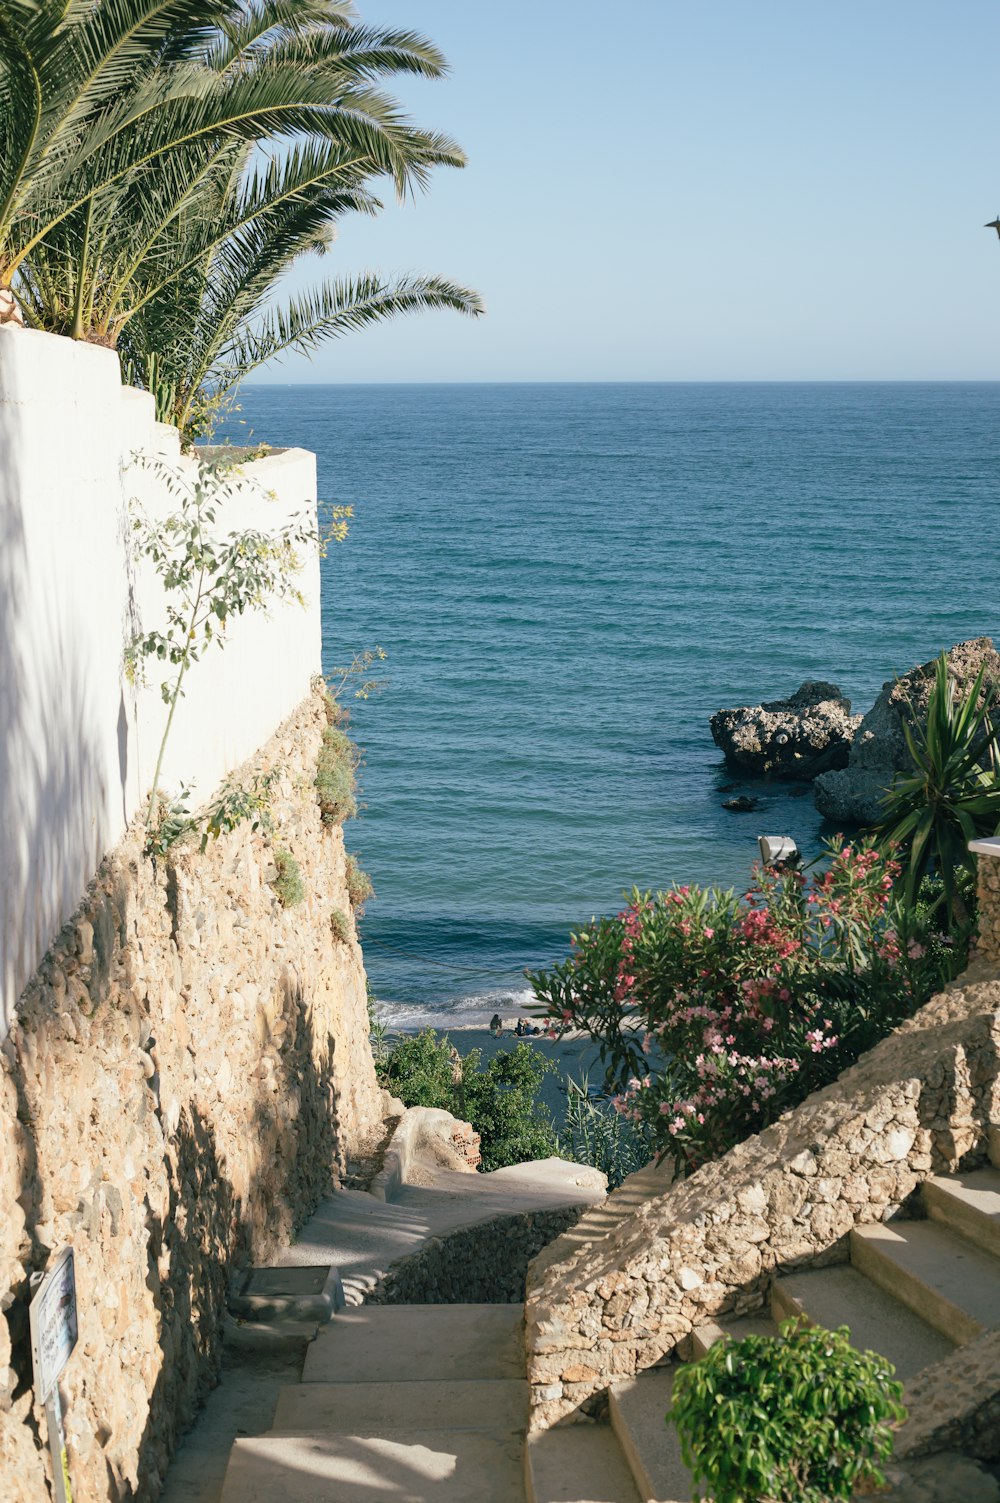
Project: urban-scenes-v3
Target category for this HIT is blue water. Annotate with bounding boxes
[220,383,1000,1028]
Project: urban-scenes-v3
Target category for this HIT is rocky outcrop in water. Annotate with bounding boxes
[813,637,1000,826]
[710,681,861,780]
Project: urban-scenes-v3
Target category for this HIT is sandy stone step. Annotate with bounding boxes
[220,1428,526,1503]
[689,1310,778,1359]
[770,1262,954,1380]
[271,1377,528,1434]
[609,1369,692,1502]
[923,1169,1000,1261]
[303,1303,524,1384]
[525,1426,642,1503]
[850,1220,1000,1347]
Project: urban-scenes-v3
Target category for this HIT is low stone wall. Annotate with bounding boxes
[0,693,384,1502]
[976,854,1000,964]
[894,1328,1000,1464]
[366,1206,587,1306]
[525,978,1000,1429]
[369,1106,481,1202]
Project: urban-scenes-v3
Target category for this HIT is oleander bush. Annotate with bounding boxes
[528,838,962,1175]
[668,1318,906,1503]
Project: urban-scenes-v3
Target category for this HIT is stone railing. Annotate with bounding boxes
[972,838,1000,964]
[524,977,1000,1429]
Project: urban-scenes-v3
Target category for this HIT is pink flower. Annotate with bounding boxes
[703,927,715,940]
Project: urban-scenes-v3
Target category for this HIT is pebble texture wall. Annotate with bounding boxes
[525,978,1000,1428]
[0,694,383,1501]
[976,855,1000,964]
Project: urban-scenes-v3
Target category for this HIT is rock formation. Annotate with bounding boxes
[710,681,861,780]
[814,637,1000,826]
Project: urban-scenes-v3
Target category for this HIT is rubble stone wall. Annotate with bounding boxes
[976,856,1000,964]
[0,693,383,1501]
[525,979,1000,1429]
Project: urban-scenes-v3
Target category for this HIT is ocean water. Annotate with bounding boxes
[220,383,1000,1030]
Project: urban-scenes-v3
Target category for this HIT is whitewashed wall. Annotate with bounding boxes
[0,325,321,1036]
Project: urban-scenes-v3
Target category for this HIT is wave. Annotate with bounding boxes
[373,986,540,1033]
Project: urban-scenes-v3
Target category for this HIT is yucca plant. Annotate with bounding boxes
[875,653,1000,926]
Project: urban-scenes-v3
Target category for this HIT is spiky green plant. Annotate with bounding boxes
[5,0,480,388]
[875,653,1000,925]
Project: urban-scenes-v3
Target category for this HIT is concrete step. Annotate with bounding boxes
[689,1310,777,1359]
[923,1169,1000,1261]
[272,1377,528,1434]
[525,1426,642,1503]
[221,1428,526,1503]
[303,1303,524,1384]
[850,1219,1000,1346]
[609,1369,691,1503]
[770,1262,954,1380]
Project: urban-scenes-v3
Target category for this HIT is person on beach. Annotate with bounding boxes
[489,1013,503,1037]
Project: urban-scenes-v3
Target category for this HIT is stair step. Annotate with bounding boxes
[690,1311,777,1358]
[303,1303,524,1384]
[770,1262,954,1379]
[221,1429,526,1502]
[850,1219,1000,1346]
[609,1369,690,1502]
[923,1169,1000,1260]
[526,1426,642,1503]
[272,1377,528,1434]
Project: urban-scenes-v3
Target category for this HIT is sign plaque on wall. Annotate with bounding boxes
[29,1247,78,1503]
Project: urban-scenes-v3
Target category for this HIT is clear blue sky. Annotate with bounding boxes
[262,1,1000,383]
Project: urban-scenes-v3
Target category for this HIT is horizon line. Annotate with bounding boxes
[243,377,1000,388]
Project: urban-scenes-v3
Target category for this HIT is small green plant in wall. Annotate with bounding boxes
[330,908,351,943]
[345,853,374,913]
[668,1317,905,1503]
[201,770,278,851]
[126,457,322,835]
[271,848,305,908]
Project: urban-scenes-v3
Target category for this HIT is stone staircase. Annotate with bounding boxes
[527,1166,1000,1502]
[210,1167,1000,1502]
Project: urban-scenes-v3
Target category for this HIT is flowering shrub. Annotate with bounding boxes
[527,840,959,1175]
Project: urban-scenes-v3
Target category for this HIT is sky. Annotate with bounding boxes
[260,1,1000,383]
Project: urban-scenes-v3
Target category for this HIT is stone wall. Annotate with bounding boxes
[976,853,1000,964]
[524,978,1000,1429]
[366,1207,586,1307]
[0,693,383,1501]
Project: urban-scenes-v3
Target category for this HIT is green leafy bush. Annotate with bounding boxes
[316,726,359,824]
[345,853,375,913]
[875,652,1000,928]
[376,1030,559,1171]
[271,848,305,909]
[201,771,277,851]
[330,908,351,944]
[668,1318,906,1503]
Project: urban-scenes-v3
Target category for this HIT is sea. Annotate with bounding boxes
[219,382,1000,1033]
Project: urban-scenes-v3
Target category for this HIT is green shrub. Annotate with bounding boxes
[201,770,277,851]
[330,908,351,944]
[271,848,305,908]
[668,1318,906,1503]
[345,853,375,912]
[376,1030,559,1171]
[316,725,359,824]
[558,1074,657,1189]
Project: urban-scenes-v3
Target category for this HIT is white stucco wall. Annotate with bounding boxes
[0,325,321,1036]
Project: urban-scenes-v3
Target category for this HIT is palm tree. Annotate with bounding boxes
[114,139,482,437]
[1,0,464,323]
